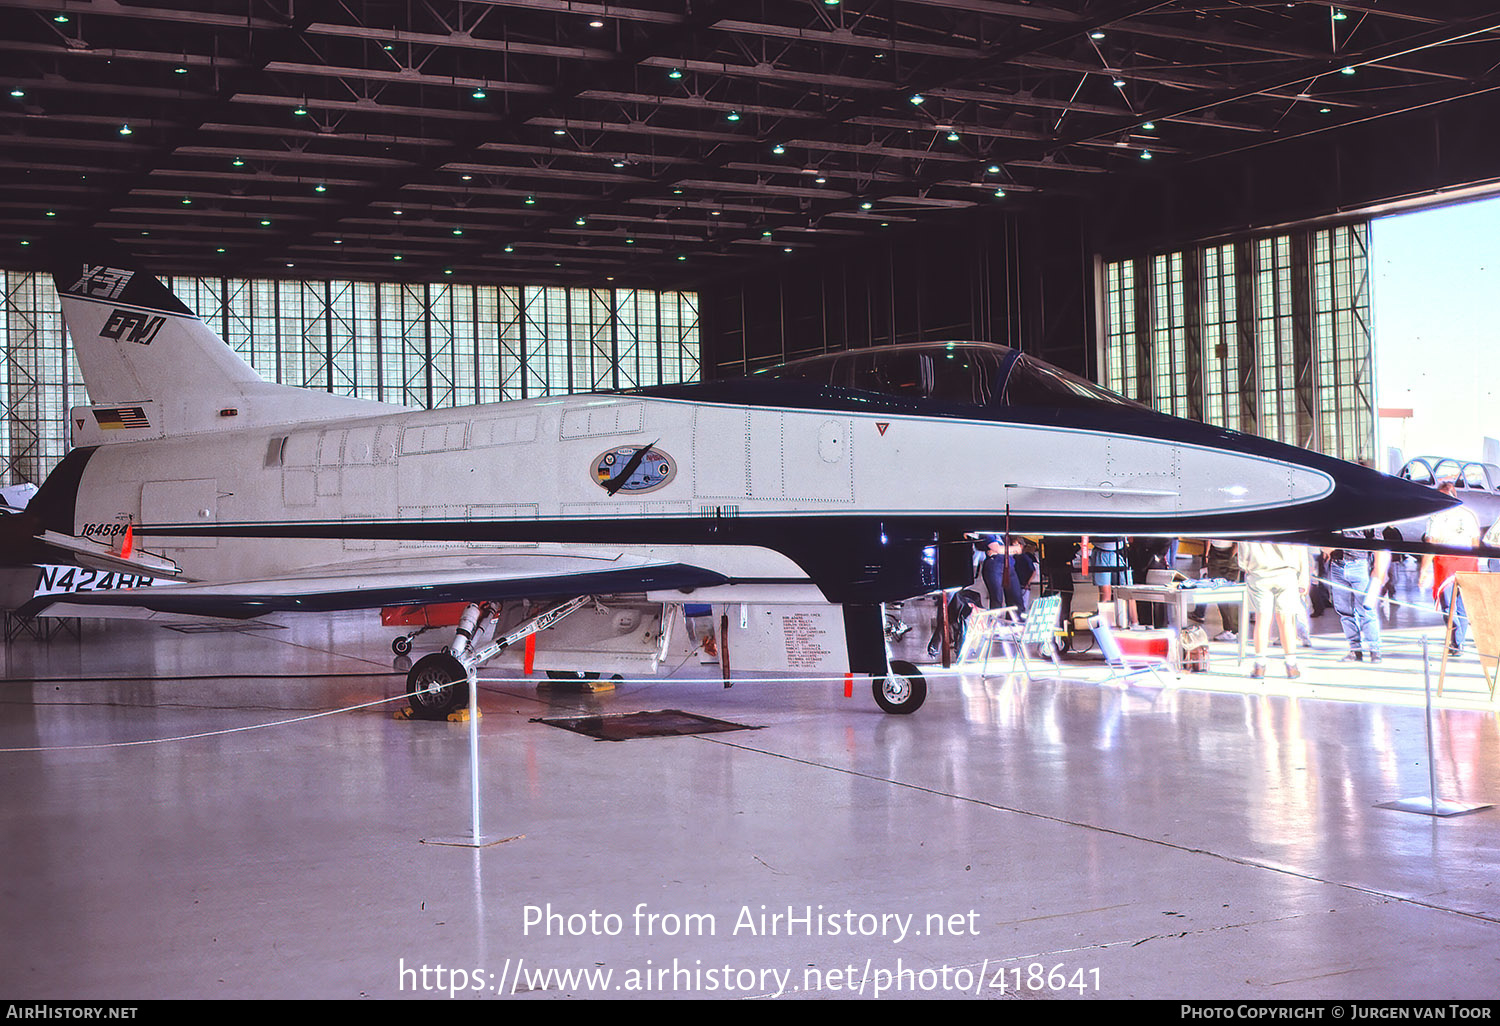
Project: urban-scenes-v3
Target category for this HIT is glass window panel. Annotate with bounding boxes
[2,267,699,483]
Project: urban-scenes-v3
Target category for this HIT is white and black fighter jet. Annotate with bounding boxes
[4,239,1453,714]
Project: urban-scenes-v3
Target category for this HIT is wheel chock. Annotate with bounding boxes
[392,706,481,722]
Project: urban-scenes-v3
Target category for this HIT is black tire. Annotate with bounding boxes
[391,635,413,656]
[406,652,470,718]
[872,660,926,714]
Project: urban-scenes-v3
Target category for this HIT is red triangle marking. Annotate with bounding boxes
[876,422,889,436]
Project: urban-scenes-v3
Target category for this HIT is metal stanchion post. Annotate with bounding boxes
[1377,637,1491,818]
[426,669,524,848]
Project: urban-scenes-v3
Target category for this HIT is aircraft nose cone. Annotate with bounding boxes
[1334,462,1458,531]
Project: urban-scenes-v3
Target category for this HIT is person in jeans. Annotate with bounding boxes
[1420,481,1480,656]
[1323,530,1390,663]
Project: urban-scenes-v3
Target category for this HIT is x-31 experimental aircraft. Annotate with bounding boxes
[8,240,1452,715]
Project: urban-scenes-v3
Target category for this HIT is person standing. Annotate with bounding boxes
[1084,536,1128,604]
[1238,541,1310,679]
[1322,530,1390,663]
[1420,481,1480,656]
[1197,540,1242,641]
[980,536,1027,612]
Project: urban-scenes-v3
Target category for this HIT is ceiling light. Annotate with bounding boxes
[986,164,1000,173]
[292,104,308,116]
[1341,66,1356,75]
[260,219,272,226]
[174,66,188,75]
[814,176,826,184]
[53,14,68,23]
[772,143,785,155]
[44,210,56,217]
[472,88,487,99]
[575,217,587,226]
[947,130,960,142]
[393,209,403,216]
[589,19,604,28]
[524,195,536,205]
[1142,121,1156,130]
[118,124,131,135]
[216,247,225,253]
[451,228,463,235]
[180,196,191,205]
[676,254,686,261]
[553,127,567,135]
[1089,30,1106,40]
[1140,150,1153,160]
[9,89,23,98]
[393,254,403,261]
[314,182,326,192]
[668,69,683,80]
[1112,78,1126,88]
[860,201,873,210]
[993,188,1006,198]
[504,244,515,252]
[908,94,924,105]
[461,173,472,180]
[726,111,740,122]
[232,156,245,166]
[1332,9,1348,20]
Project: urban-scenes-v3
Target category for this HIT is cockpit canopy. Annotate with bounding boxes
[752,341,1143,412]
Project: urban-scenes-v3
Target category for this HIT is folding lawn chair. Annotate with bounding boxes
[1089,615,1174,687]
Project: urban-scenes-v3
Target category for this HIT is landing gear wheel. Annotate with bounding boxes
[406,651,470,718]
[872,660,926,714]
[391,635,413,656]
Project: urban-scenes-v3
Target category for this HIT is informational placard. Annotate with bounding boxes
[1445,573,1500,699]
[714,604,851,675]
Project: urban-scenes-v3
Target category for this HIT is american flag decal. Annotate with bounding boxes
[93,406,150,430]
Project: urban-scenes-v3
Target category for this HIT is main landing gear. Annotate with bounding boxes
[403,596,591,718]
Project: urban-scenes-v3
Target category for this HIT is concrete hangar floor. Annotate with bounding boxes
[1,575,1498,1002]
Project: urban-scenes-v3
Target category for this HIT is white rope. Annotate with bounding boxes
[0,691,412,754]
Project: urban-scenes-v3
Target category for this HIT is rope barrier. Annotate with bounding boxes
[6,575,1493,756]
[1311,570,1494,663]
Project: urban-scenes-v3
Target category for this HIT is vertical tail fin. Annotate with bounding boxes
[50,237,400,441]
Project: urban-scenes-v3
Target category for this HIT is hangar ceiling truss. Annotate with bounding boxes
[0,1,1496,287]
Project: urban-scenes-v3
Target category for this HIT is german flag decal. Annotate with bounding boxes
[93,406,150,430]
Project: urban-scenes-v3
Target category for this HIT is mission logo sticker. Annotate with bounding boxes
[593,443,676,495]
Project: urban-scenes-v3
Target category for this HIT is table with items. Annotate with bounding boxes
[1113,579,1249,667]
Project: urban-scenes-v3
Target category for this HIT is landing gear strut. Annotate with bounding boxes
[404,596,592,718]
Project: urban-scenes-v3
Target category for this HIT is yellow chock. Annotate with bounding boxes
[392,707,480,722]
